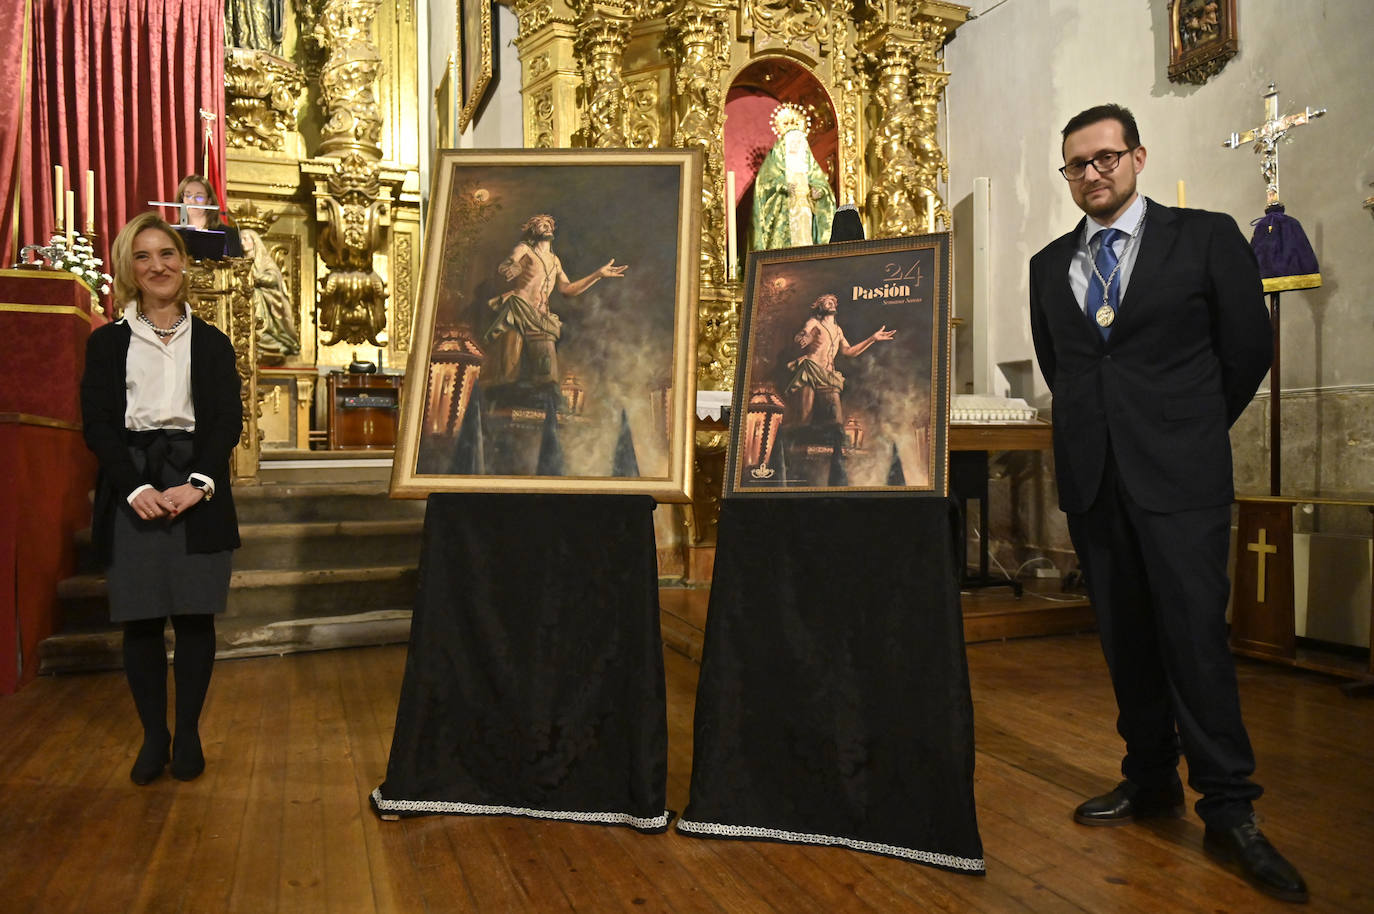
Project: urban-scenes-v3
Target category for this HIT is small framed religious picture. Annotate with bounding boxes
[457,0,496,133]
[434,55,458,147]
[1167,0,1237,85]
[724,232,952,498]
[391,148,702,502]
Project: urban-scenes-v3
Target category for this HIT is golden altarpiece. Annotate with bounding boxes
[218,0,424,470]
[214,0,967,567]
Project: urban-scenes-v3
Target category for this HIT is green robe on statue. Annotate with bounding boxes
[752,131,836,250]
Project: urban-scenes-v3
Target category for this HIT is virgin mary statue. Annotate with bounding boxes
[751,103,836,250]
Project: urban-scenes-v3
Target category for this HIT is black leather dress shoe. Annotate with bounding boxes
[1073,780,1185,826]
[1204,817,1309,903]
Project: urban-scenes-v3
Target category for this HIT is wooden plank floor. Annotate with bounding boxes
[2,635,1371,913]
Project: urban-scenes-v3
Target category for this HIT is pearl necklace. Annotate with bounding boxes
[137,310,187,338]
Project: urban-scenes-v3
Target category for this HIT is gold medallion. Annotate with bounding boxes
[1095,305,1115,328]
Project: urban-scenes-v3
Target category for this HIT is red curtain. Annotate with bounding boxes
[5,0,225,299]
[0,1,33,264]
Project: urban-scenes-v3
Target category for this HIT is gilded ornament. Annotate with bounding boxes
[626,75,662,148]
[315,0,384,158]
[314,151,394,346]
[574,15,632,147]
[393,234,414,352]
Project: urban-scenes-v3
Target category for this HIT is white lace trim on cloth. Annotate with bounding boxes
[370,789,669,831]
[675,818,986,872]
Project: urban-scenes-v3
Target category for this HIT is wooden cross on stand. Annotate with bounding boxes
[1223,83,1326,206]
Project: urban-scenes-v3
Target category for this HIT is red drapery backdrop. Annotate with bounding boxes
[2,0,225,305]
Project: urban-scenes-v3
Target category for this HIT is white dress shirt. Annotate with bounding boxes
[123,305,215,502]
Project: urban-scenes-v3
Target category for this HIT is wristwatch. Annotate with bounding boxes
[189,477,214,502]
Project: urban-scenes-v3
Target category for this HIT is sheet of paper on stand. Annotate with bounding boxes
[950,394,1037,423]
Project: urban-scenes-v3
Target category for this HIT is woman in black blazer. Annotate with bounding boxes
[81,213,242,785]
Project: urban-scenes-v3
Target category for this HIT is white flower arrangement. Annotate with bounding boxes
[43,232,113,296]
[15,231,113,298]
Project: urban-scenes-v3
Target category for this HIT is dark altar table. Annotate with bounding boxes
[371,493,670,831]
[677,497,985,873]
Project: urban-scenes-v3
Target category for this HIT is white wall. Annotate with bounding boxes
[945,0,1374,402]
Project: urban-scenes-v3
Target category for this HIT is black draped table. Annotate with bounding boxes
[677,497,985,874]
[370,494,670,832]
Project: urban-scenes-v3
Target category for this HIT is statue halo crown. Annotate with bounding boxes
[770,102,813,139]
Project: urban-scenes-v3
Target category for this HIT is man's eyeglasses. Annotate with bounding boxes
[1059,148,1136,182]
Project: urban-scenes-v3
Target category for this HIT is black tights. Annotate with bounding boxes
[122,614,216,753]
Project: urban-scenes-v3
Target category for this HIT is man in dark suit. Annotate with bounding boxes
[1028,104,1307,903]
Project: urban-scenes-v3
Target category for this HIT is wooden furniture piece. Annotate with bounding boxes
[1233,495,1374,693]
[949,421,1054,594]
[0,269,96,694]
[327,372,402,450]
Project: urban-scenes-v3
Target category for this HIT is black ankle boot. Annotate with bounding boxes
[170,731,205,781]
[131,733,170,785]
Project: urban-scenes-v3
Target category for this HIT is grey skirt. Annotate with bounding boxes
[106,442,232,623]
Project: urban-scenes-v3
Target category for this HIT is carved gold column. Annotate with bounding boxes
[306,0,398,351]
[315,0,384,158]
[859,1,965,238]
[665,3,735,389]
[186,260,262,481]
[513,0,582,148]
[572,5,633,147]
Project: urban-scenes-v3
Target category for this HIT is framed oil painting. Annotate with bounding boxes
[1167,0,1237,85]
[391,148,701,501]
[724,233,951,497]
[457,0,495,133]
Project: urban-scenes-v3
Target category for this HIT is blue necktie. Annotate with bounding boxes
[1086,228,1123,340]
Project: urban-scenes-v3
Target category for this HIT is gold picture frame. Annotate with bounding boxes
[457,0,495,133]
[1168,0,1237,85]
[435,54,458,147]
[391,148,702,501]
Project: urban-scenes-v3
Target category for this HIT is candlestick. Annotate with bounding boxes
[54,165,64,230]
[86,170,95,232]
[66,190,75,246]
[1177,179,1186,208]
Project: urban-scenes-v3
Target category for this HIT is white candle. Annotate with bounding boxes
[725,170,737,281]
[66,190,74,246]
[926,194,936,233]
[86,170,95,232]
[1177,179,1186,208]
[54,165,64,229]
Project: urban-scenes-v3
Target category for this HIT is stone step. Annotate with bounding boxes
[55,564,419,632]
[231,481,427,525]
[38,609,414,675]
[72,518,426,575]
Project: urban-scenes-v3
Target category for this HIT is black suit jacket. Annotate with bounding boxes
[81,314,243,563]
[1028,200,1272,515]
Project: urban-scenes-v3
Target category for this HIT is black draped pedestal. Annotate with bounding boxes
[370,494,670,832]
[677,498,985,873]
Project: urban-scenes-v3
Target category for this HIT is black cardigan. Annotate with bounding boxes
[81,315,243,563]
